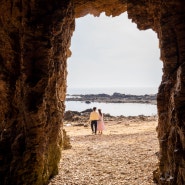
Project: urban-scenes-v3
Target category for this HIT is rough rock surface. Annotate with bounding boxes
[0,1,74,185]
[0,0,185,185]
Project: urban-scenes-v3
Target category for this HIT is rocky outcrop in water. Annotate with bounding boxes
[67,93,157,104]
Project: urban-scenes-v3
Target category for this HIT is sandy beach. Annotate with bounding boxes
[49,116,159,185]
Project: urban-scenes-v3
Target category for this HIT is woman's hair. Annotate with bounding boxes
[98,109,102,116]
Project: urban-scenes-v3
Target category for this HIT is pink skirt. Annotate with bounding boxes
[97,120,105,131]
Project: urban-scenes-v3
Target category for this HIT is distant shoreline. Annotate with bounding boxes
[66,92,157,105]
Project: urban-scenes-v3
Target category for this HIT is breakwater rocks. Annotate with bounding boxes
[66,92,157,104]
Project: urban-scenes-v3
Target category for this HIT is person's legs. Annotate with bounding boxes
[94,121,97,134]
[91,121,98,134]
[91,121,94,133]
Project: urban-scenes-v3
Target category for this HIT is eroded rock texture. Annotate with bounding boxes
[74,1,185,184]
[0,0,74,184]
[0,0,185,185]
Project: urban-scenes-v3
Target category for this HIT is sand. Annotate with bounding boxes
[49,118,159,185]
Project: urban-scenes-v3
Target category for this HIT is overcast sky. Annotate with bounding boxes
[67,12,163,89]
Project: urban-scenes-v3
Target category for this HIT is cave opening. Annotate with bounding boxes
[66,12,162,116]
[58,12,163,184]
[0,1,184,184]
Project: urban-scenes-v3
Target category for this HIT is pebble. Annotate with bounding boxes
[49,120,159,185]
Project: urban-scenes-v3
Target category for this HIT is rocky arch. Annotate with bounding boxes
[0,0,184,185]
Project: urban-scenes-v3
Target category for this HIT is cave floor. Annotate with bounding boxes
[49,119,158,185]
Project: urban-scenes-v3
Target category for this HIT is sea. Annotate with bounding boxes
[65,87,159,117]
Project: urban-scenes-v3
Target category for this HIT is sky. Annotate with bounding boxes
[67,12,163,89]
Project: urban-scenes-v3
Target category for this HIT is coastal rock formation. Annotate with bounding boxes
[0,1,74,185]
[66,92,157,104]
[0,0,184,185]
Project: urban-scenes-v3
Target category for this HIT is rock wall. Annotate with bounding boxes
[0,0,185,185]
[128,1,185,184]
[155,3,185,185]
[0,0,74,184]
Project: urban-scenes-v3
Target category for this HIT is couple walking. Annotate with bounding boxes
[89,107,105,135]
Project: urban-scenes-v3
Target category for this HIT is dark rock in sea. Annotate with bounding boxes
[66,92,157,104]
[81,109,92,113]
[112,92,125,98]
[64,111,81,121]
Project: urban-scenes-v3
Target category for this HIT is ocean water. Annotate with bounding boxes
[65,101,157,116]
[65,87,158,116]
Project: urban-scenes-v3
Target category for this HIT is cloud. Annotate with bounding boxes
[67,12,163,88]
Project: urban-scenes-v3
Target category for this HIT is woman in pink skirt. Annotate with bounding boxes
[97,109,105,134]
